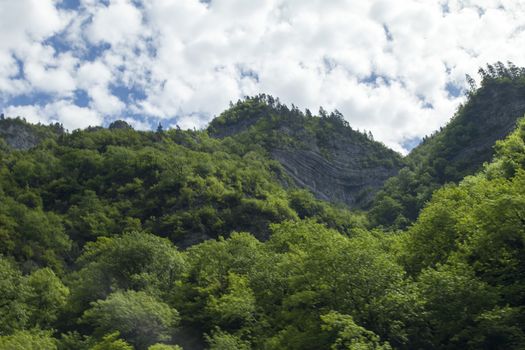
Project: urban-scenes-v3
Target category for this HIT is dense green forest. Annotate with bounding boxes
[0,64,524,349]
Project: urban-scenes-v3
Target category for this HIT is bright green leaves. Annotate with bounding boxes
[174,221,403,350]
[415,263,499,347]
[396,118,525,349]
[69,232,186,312]
[90,332,134,350]
[0,195,70,270]
[82,290,179,350]
[0,330,57,350]
[0,257,29,335]
[0,258,69,334]
[206,330,251,350]
[205,273,256,330]
[23,268,69,328]
[321,311,392,350]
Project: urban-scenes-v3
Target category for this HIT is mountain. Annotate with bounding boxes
[0,114,367,254]
[1,63,524,350]
[369,63,525,228]
[208,95,404,208]
[0,111,523,350]
[0,117,64,150]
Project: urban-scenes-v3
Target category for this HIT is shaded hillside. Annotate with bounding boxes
[209,95,404,208]
[369,62,525,228]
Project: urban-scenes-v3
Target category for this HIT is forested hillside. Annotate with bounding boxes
[369,62,525,228]
[0,65,524,349]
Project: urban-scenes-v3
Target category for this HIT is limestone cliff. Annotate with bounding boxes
[208,96,404,208]
[0,117,63,150]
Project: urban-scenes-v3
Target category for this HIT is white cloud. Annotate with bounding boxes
[47,101,102,130]
[3,105,44,125]
[121,117,151,130]
[77,60,113,88]
[85,0,143,46]
[5,101,102,130]
[0,0,73,98]
[1,0,525,153]
[88,86,125,115]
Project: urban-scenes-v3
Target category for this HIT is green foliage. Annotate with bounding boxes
[0,195,70,270]
[69,231,186,313]
[147,344,182,350]
[82,291,179,349]
[90,332,133,350]
[395,117,525,349]
[288,189,367,234]
[0,329,57,350]
[369,65,525,229]
[413,263,500,348]
[57,332,91,350]
[205,273,256,329]
[24,268,69,328]
[321,311,392,350]
[173,221,402,350]
[0,257,68,334]
[206,330,251,350]
[1,88,525,349]
[0,257,30,334]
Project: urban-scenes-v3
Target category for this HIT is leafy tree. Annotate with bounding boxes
[69,231,186,312]
[0,330,57,350]
[321,311,392,350]
[23,268,69,328]
[206,330,251,350]
[0,257,30,334]
[0,258,68,334]
[90,332,133,350]
[82,291,179,350]
[205,273,256,330]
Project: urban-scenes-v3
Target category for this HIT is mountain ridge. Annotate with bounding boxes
[1,63,525,350]
[208,95,404,207]
[370,65,525,228]
[2,63,524,220]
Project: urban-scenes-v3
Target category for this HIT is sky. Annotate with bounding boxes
[1,0,525,153]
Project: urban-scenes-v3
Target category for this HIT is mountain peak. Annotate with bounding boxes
[208,95,404,207]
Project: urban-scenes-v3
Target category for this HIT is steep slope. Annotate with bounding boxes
[408,78,525,181]
[369,64,525,228]
[0,117,64,150]
[208,95,404,208]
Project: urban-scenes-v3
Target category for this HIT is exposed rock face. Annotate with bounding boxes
[0,118,64,150]
[271,143,401,208]
[0,119,43,150]
[209,100,404,208]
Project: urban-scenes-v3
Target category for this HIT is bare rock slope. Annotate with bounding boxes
[208,97,404,208]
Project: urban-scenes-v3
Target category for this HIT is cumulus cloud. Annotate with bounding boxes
[5,101,102,130]
[85,0,144,46]
[1,0,525,152]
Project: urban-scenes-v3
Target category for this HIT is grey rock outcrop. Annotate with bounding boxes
[209,101,403,208]
[0,120,43,150]
[0,118,64,150]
